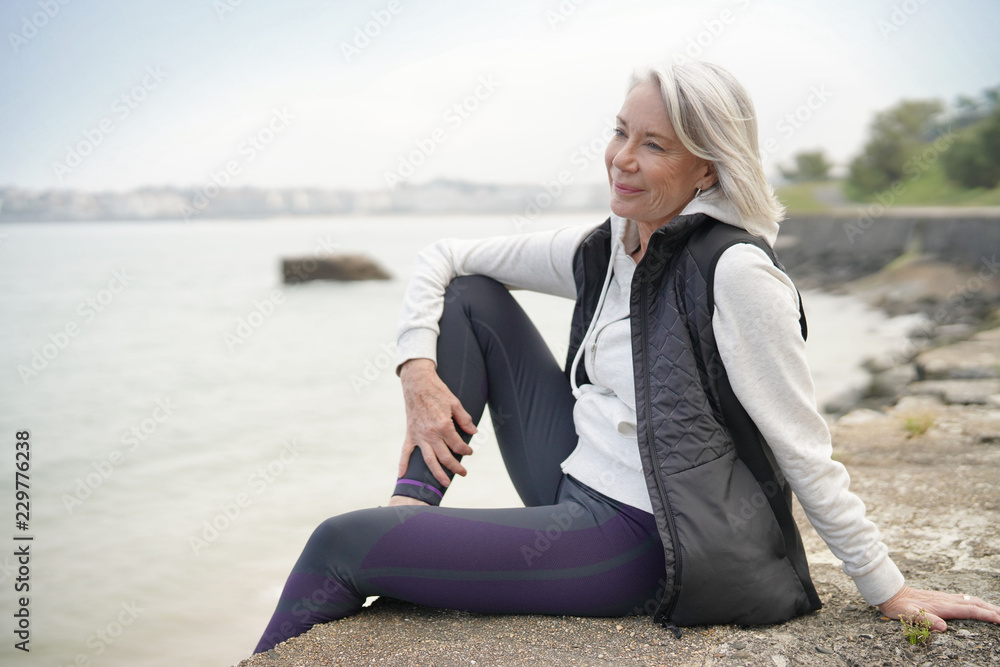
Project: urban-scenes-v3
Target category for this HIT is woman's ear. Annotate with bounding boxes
[700,161,718,190]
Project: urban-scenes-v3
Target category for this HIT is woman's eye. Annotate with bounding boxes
[647,142,663,151]
[613,127,626,137]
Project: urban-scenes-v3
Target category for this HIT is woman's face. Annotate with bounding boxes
[605,80,716,229]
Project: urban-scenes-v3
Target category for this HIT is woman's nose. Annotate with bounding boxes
[612,141,637,172]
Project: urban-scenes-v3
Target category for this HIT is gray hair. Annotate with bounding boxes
[630,62,785,237]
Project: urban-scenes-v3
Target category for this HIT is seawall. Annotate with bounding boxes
[776,209,1000,287]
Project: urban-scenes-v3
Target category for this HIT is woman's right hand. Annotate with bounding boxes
[398,358,477,488]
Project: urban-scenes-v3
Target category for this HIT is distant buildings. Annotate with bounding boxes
[0,180,608,222]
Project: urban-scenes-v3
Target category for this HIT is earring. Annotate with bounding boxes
[695,187,702,198]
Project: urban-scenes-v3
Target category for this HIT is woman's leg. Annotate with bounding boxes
[392,275,578,507]
[253,276,657,654]
[254,477,664,653]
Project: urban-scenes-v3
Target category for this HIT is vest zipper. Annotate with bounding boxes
[590,316,628,367]
[638,283,682,623]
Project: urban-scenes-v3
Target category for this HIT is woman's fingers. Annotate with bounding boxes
[880,587,1000,631]
[955,596,1000,624]
[398,360,479,487]
[923,611,947,633]
[421,439,462,486]
[397,441,413,478]
[444,415,474,457]
[453,401,479,439]
[402,421,467,487]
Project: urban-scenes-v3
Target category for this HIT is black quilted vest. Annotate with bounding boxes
[566,213,822,628]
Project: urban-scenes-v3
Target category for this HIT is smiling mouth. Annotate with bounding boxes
[613,182,643,194]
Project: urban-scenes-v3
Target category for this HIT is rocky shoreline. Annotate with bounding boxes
[818,251,1000,417]
[235,234,1000,666]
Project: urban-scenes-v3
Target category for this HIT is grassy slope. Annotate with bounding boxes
[774,180,834,213]
[777,167,1000,213]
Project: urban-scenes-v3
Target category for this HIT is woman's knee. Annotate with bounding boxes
[443,275,510,310]
[302,505,414,567]
[300,510,378,566]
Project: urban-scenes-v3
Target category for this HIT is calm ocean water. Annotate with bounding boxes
[0,214,910,666]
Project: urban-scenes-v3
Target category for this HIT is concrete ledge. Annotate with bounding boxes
[777,213,1000,286]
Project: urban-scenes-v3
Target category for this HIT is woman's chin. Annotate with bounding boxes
[609,198,633,219]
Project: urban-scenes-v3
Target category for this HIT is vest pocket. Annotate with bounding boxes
[665,452,811,625]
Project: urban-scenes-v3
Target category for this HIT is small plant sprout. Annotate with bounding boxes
[903,414,935,437]
[900,609,934,645]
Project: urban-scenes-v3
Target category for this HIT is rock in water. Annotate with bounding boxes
[282,255,391,283]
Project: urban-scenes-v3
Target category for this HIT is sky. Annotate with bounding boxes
[0,0,998,193]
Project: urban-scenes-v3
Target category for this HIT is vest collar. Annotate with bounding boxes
[612,191,778,249]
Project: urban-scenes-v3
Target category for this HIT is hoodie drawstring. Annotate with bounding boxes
[569,240,618,399]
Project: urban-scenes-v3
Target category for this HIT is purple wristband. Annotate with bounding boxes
[395,478,444,498]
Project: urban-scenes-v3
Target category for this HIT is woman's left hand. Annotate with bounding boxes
[877,585,1000,631]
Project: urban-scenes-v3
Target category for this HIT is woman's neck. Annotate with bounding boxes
[629,219,662,264]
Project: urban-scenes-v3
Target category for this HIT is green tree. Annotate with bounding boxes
[847,99,944,196]
[779,150,832,182]
[941,106,1000,189]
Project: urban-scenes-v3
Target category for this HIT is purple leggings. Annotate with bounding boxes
[254,276,664,654]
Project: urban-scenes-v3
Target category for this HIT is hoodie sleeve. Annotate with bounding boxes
[712,242,905,606]
[395,221,601,374]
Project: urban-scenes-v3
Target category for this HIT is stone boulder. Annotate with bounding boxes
[916,327,1000,379]
[282,254,391,283]
[907,379,1000,405]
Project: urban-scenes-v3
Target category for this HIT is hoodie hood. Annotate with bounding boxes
[679,189,779,247]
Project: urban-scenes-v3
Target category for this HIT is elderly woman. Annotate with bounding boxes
[253,62,999,654]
